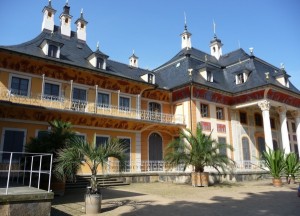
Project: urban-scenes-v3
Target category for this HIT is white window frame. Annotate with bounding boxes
[97,91,111,108]
[43,80,62,100]
[117,136,131,162]
[9,74,32,97]
[119,95,131,112]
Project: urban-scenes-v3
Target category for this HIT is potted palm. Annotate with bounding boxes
[261,148,285,187]
[164,125,234,187]
[54,136,126,214]
[26,120,76,196]
[284,152,300,184]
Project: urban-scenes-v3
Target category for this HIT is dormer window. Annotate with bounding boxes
[141,73,155,84]
[96,57,104,69]
[48,44,58,58]
[40,39,63,59]
[236,71,250,85]
[148,74,154,84]
[199,68,213,82]
[207,71,213,82]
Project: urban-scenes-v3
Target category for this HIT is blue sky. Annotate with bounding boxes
[1,0,299,88]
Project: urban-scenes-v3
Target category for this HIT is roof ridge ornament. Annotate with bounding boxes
[184,12,187,30]
[213,19,216,38]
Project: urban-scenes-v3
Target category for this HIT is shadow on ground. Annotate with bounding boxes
[118,190,299,216]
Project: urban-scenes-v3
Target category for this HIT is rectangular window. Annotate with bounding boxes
[216,107,224,120]
[240,112,247,124]
[11,76,29,96]
[75,134,85,141]
[255,113,263,127]
[200,104,209,118]
[119,96,130,111]
[37,130,49,139]
[119,138,130,161]
[2,129,25,161]
[236,73,245,84]
[218,137,227,156]
[72,88,87,111]
[95,136,109,148]
[292,122,296,133]
[44,82,60,100]
[73,88,87,101]
[98,92,110,108]
[207,71,213,82]
[270,118,276,129]
[48,44,58,58]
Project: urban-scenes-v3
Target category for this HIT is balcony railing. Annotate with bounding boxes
[0,88,184,124]
[102,160,266,174]
[0,151,53,195]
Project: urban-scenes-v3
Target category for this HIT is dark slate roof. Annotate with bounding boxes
[154,47,300,94]
[1,26,299,94]
[0,26,151,83]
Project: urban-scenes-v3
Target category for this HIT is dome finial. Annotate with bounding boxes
[184,12,187,30]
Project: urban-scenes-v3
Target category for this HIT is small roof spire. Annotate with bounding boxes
[184,12,187,30]
[96,41,99,50]
[213,19,216,37]
[66,0,69,6]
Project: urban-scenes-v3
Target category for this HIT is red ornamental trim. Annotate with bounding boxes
[200,121,211,131]
[172,86,190,102]
[267,89,300,107]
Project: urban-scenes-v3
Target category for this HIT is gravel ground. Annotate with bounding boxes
[51,179,300,216]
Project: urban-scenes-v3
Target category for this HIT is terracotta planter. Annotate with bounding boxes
[272,178,282,187]
[191,172,209,187]
[85,193,102,214]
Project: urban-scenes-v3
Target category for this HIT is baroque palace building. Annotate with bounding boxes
[0,1,300,173]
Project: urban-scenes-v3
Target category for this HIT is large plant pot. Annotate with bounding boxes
[85,193,102,214]
[191,172,209,187]
[272,178,282,187]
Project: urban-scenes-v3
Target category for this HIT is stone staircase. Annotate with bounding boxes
[65,175,129,190]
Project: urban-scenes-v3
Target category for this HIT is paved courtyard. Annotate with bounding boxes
[51,179,300,216]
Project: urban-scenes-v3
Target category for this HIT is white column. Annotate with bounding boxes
[41,74,45,100]
[277,107,290,153]
[258,100,273,150]
[95,85,98,113]
[69,80,73,109]
[135,132,141,172]
[292,110,300,157]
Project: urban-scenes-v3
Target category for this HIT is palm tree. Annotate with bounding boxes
[164,125,234,186]
[54,136,126,194]
[284,152,300,184]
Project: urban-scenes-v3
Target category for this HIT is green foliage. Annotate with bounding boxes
[284,152,300,180]
[54,136,126,194]
[164,125,234,173]
[261,148,285,179]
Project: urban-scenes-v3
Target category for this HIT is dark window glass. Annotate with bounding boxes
[73,88,86,101]
[270,118,276,129]
[3,130,25,161]
[257,137,266,157]
[96,58,104,69]
[11,77,29,96]
[98,92,109,107]
[218,137,227,155]
[44,83,59,97]
[242,137,250,160]
[240,112,247,124]
[255,113,263,127]
[216,107,224,120]
[95,136,109,148]
[201,104,209,117]
[48,44,58,58]
[119,138,130,161]
[120,96,130,111]
[292,123,296,133]
[148,74,154,83]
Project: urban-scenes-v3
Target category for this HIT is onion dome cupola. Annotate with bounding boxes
[129,50,139,67]
[41,0,56,32]
[60,1,73,37]
[210,21,223,60]
[75,9,88,42]
[87,42,109,70]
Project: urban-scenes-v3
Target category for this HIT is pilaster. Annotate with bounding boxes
[258,100,273,150]
[277,106,290,153]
